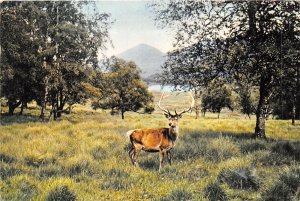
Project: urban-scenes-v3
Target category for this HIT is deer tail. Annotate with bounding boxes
[126,130,135,138]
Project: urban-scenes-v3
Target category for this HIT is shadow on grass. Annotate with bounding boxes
[0,113,42,125]
[139,156,159,171]
[186,130,255,140]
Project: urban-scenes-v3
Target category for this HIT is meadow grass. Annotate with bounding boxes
[0,96,299,200]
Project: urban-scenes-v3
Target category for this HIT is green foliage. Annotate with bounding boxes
[201,81,233,118]
[152,1,300,137]
[236,85,258,118]
[0,1,112,118]
[93,57,154,119]
[46,186,76,201]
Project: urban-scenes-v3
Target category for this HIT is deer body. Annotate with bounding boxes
[127,127,177,171]
[128,128,177,152]
[127,93,194,171]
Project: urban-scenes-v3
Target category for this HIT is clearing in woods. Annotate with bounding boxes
[0,92,299,200]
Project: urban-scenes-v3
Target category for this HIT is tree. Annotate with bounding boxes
[159,42,220,119]
[92,57,154,119]
[235,83,258,119]
[1,1,112,119]
[152,1,300,138]
[201,80,233,119]
[1,2,44,115]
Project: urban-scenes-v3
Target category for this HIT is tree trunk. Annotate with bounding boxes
[292,103,296,126]
[40,106,45,120]
[218,112,220,119]
[57,103,65,118]
[254,81,269,139]
[40,75,49,120]
[121,110,125,120]
[19,101,25,115]
[194,90,201,119]
[8,100,21,115]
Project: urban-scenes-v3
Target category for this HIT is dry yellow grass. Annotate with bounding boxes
[0,93,299,200]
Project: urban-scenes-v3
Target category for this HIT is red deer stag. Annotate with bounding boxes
[127,93,194,171]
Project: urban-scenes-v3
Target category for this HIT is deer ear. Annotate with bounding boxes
[165,113,170,118]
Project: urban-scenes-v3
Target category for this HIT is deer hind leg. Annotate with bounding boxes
[130,143,142,167]
[159,151,165,172]
[128,147,135,165]
[166,150,173,165]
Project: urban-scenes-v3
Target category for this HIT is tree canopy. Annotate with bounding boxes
[1,1,112,119]
[92,57,154,119]
[152,0,300,138]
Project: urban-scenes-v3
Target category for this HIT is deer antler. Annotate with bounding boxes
[157,92,171,115]
[176,93,195,116]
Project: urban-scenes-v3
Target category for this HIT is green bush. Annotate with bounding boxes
[46,185,76,201]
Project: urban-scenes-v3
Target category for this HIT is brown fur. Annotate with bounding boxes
[127,118,179,171]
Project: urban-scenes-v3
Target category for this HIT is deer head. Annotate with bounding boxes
[157,92,195,132]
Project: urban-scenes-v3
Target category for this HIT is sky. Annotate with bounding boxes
[94,1,174,56]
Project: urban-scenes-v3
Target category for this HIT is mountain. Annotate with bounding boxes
[118,44,166,81]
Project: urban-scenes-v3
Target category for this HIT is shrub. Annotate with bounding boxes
[261,165,300,201]
[46,185,76,201]
[160,189,192,201]
[204,181,228,201]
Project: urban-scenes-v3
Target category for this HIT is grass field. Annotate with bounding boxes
[0,92,300,200]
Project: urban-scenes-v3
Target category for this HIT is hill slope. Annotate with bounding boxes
[118,44,165,80]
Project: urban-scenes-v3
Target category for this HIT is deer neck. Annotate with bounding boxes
[169,125,179,141]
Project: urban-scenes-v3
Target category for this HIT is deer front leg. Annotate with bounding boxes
[159,151,165,172]
[166,150,173,165]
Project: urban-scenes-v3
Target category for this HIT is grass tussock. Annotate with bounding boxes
[0,101,299,200]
